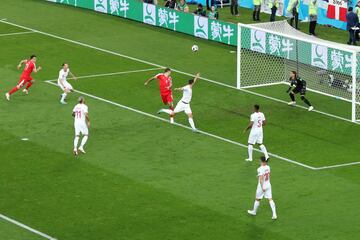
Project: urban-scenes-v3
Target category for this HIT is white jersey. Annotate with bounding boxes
[250,112,265,133]
[73,103,88,125]
[58,68,70,83]
[257,165,271,189]
[180,85,192,103]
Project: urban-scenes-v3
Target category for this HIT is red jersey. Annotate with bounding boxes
[156,73,172,94]
[21,60,35,78]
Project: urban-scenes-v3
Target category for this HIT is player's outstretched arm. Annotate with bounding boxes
[70,71,77,80]
[17,60,27,70]
[191,73,201,87]
[33,65,42,73]
[243,121,253,133]
[144,76,156,86]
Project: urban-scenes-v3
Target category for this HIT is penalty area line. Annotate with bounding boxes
[45,67,163,82]
[0,213,57,240]
[45,80,316,171]
[0,31,35,37]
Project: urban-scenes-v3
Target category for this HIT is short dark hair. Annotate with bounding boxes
[260,156,267,163]
[62,62,67,66]
[164,68,171,73]
[254,104,260,111]
[189,79,194,84]
[349,7,353,11]
[291,70,297,78]
[30,55,36,59]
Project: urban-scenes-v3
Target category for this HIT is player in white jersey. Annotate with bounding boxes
[247,156,277,220]
[243,105,269,162]
[72,96,90,156]
[58,63,77,104]
[158,73,200,132]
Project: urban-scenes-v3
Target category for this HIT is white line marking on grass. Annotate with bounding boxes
[0,214,57,240]
[314,161,360,170]
[0,31,34,37]
[0,20,353,125]
[45,80,316,170]
[49,68,163,82]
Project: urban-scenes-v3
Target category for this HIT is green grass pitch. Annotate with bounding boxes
[0,1,359,240]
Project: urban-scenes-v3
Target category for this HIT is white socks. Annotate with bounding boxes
[80,136,88,148]
[260,144,269,160]
[74,136,88,150]
[269,200,277,216]
[253,200,276,217]
[160,109,173,115]
[248,144,269,160]
[74,136,79,150]
[188,117,196,130]
[248,145,253,161]
[253,200,260,213]
[61,93,67,102]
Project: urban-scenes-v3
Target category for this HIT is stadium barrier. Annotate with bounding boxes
[46,0,237,46]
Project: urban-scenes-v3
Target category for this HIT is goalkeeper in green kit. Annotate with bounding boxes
[287,71,314,111]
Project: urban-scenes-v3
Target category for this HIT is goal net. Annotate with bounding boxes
[237,21,360,123]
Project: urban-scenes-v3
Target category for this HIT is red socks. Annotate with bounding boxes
[26,82,33,90]
[8,87,19,95]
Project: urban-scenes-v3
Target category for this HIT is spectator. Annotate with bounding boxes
[165,0,176,9]
[253,0,261,21]
[354,1,360,40]
[177,0,189,13]
[206,0,215,11]
[268,0,279,22]
[208,6,219,20]
[230,0,239,16]
[194,3,206,17]
[287,0,299,29]
[346,7,359,45]
[308,0,318,36]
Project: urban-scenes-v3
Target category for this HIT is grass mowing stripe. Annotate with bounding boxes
[0,214,57,240]
[45,79,316,171]
[0,20,353,126]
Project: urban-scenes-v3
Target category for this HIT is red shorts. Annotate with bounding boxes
[18,75,33,87]
[160,91,173,105]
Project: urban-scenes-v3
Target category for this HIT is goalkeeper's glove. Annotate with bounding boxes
[286,87,292,93]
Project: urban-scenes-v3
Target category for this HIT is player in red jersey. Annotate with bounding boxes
[5,55,42,101]
[144,68,174,123]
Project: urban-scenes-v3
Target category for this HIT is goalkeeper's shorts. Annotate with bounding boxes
[293,88,306,95]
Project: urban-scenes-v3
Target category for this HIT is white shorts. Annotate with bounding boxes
[248,131,263,145]
[58,80,73,91]
[174,101,192,115]
[256,184,272,199]
[75,123,88,136]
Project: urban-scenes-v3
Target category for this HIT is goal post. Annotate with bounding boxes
[236,21,360,123]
